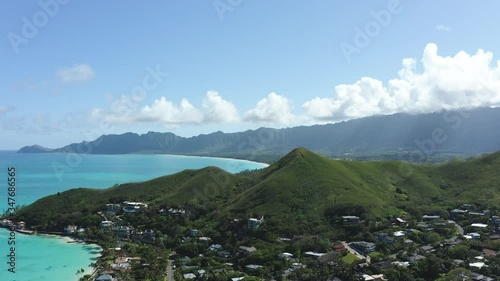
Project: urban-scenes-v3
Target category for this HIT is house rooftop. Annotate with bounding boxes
[469,262,487,269]
[304,251,326,258]
[239,246,257,252]
[94,274,114,281]
[183,273,196,279]
[245,264,263,270]
[471,223,488,228]
[393,231,405,237]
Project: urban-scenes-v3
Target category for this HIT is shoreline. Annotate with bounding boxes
[38,233,102,281]
[14,151,272,167]
[0,228,102,280]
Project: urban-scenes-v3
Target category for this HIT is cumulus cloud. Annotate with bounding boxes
[244,92,295,124]
[303,43,500,121]
[57,63,95,83]
[140,97,203,125]
[202,91,240,123]
[90,92,240,126]
[435,24,452,32]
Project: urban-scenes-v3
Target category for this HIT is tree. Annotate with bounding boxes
[436,268,473,281]
[425,232,442,244]
[449,245,469,260]
[416,254,444,280]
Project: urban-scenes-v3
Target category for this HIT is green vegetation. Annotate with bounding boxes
[13,148,500,233]
[8,147,500,280]
[340,252,360,265]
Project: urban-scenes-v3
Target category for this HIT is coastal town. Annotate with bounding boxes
[4,200,499,280]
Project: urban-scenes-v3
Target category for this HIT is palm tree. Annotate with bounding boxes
[76,268,85,278]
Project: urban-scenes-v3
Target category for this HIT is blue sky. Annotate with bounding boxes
[1,1,500,149]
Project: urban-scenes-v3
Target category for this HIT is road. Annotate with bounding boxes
[164,259,174,281]
[448,220,464,235]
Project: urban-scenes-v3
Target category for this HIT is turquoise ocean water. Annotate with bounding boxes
[0,151,268,281]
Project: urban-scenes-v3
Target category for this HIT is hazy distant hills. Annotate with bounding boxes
[18,107,500,161]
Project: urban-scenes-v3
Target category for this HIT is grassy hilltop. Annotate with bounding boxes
[13,148,500,233]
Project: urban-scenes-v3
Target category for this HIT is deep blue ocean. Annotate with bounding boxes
[0,151,268,281]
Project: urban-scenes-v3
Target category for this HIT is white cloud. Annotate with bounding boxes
[140,97,203,125]
[90,92,240,126]
[303,43,500,121]
[435,24,452,32]
[56,64,95,83]
[245,92,295,124]
[202,91,240,123]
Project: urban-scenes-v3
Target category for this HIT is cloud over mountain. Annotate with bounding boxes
[302,43,500,121]
[88,43,500,128]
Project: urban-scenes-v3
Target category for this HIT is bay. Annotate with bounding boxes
[0,151,268,280]
[0,151,268,207]
[0,229,101,281]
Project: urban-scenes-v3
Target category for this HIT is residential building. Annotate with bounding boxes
[304,251,326,258]
[100,221,114,228]
[209,244,222,252]
[471,223,488,228]
[350,241,376,254]
[105,203,121,214]
[112,226,132,239]
[278,252,293,259]
[450,209,467,219]
[418,245,435,254]
[422,215,440,221]
[245,264,263,271]
[183,273,196,279]
[1,219,12,227]
[342,216,360,225]
[394,217,407,225]
[248,216,264,229]
[64,225,77,234]
[94,274,116,281]
[393,231,405,238]
[239,246,257,255]
[376,233,394,244]
[160,207,187,216]
[122,201,148,213]
[198,236,210,242]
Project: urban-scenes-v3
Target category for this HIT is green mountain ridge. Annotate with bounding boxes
[12,148,500,234]
[17,107,500,163]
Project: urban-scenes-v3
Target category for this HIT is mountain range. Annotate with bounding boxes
[18,107,500,162]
